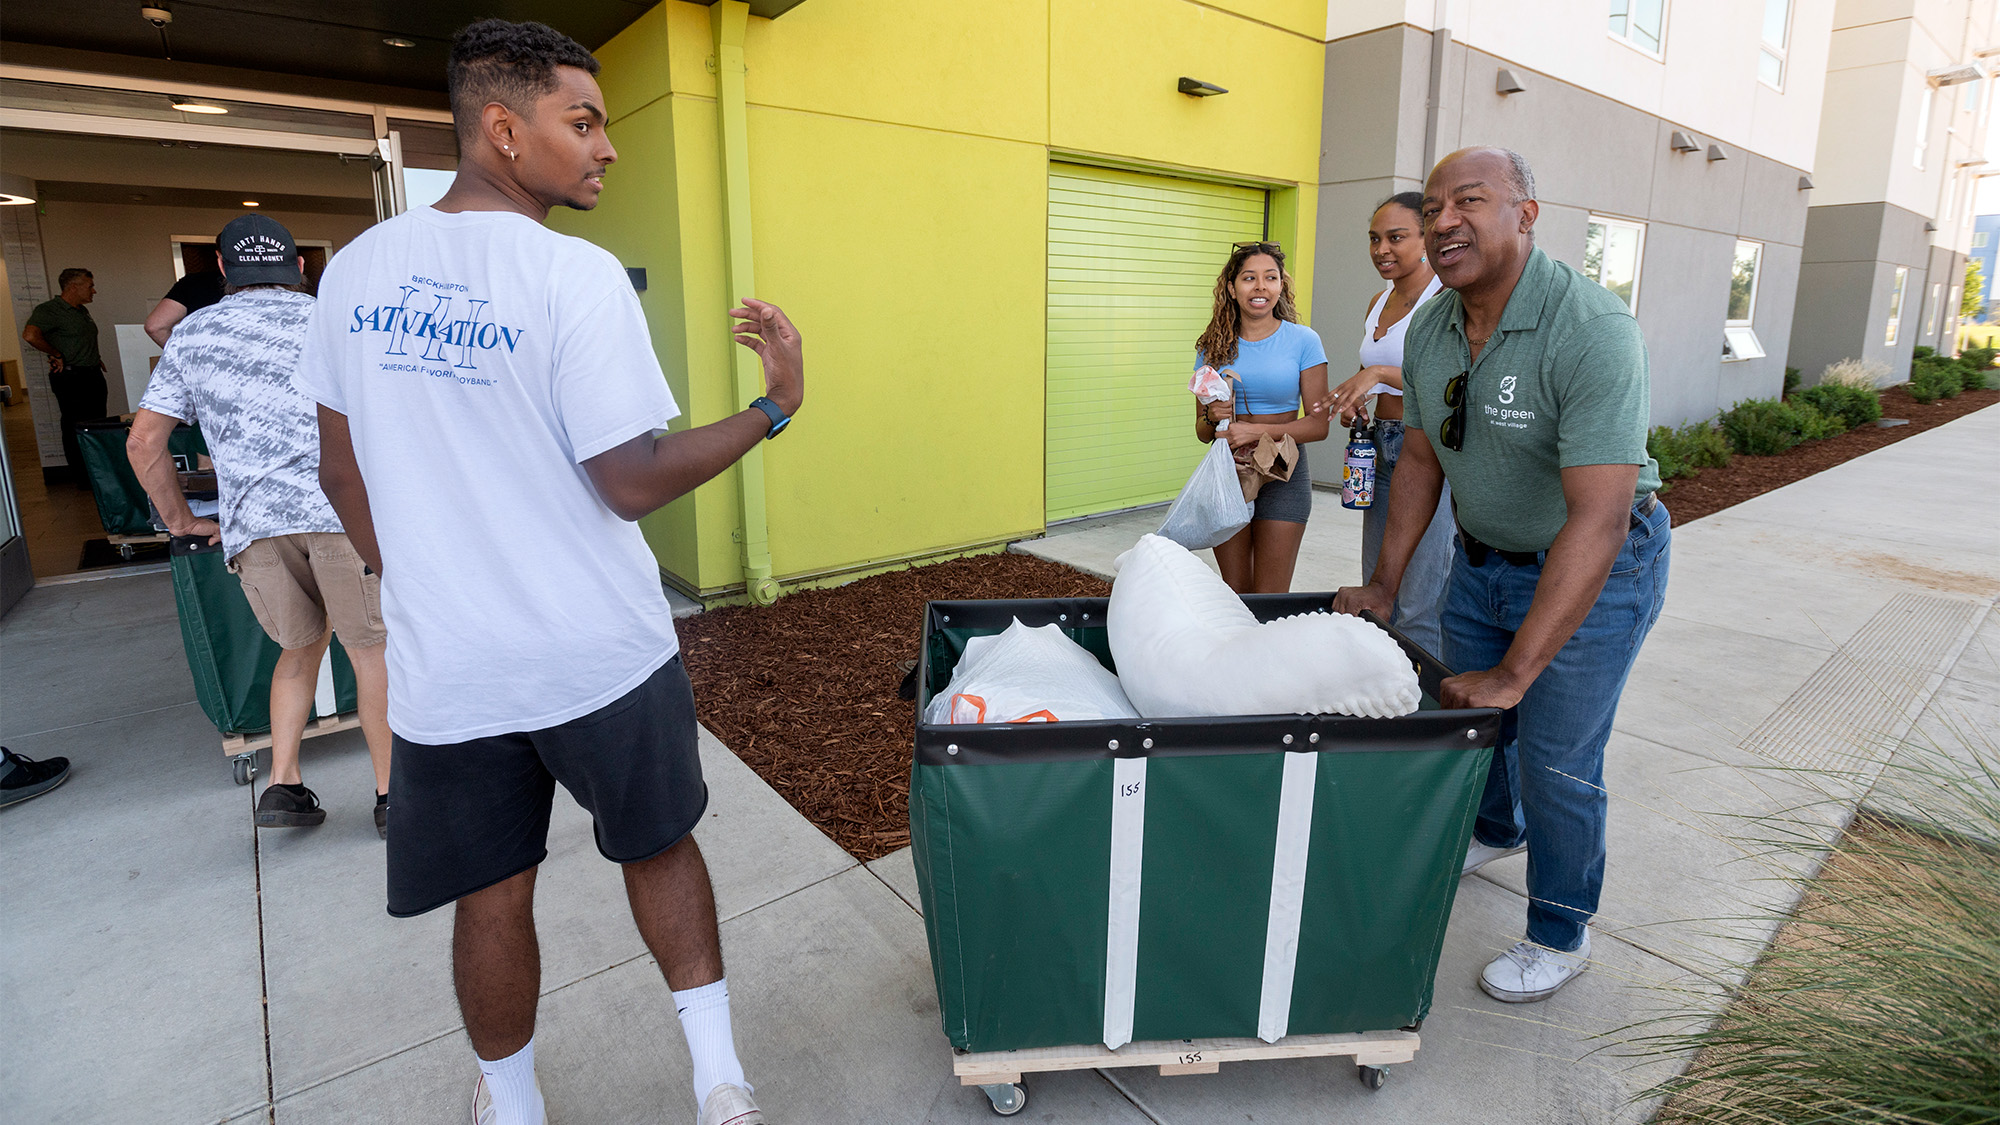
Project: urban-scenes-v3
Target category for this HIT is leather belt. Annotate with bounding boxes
[1459,491,1659,568]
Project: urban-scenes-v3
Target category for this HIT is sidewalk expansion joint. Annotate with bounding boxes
[8,699,199,741]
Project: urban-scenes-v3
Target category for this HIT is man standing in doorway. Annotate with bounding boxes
[145,248,228,345]
[22,268,108,482]
[299,20,801,1125]
[130,215,393,836]
[1334,147,1669,1003]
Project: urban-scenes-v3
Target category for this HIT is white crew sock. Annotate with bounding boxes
[476,1036,545,1125]
[673,978,748,1110]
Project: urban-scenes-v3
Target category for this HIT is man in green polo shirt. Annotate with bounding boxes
[22,267,109,481]
[1333,147,1669,1004]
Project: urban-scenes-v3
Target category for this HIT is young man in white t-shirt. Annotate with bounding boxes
[295,20,802,1125]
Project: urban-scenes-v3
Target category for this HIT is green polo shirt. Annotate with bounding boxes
[25,297,101,369]
[1403,247,1660,554]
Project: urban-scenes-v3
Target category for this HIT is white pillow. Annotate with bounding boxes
[1106,534,1422,719]
[925,618,1140,724]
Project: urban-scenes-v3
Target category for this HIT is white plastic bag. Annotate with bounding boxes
[1157,438,1255,550]
[924,618,1140,725]
[1107,533,1421,719]
[1189,364,1233,404]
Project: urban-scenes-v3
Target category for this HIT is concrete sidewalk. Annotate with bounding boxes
[4,406,1994,1124]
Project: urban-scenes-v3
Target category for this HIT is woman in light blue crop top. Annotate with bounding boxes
[1191,241,1330,593]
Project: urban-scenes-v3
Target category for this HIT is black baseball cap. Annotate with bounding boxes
[217,214,304,286]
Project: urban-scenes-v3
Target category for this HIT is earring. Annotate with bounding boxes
[504,145,516,162]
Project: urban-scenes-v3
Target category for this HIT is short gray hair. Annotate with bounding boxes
[1500,149,1536,204]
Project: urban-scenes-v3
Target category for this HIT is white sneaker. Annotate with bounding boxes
[472,1073,547,1125]
[698,1082,765,1125]
[1479,933,1591,1003]
[1461,839,1527,876]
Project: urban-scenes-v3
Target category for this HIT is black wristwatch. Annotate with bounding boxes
[749,396,791,439]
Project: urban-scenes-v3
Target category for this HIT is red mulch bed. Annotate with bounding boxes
[685,386,1997,860]
[678,553,1109,861]
[1661,386,1998,524]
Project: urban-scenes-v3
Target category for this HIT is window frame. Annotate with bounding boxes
[1758,0,1791,91]
[1607,0,1670,61]
[1886,266,1909,345]
[1915,87,1934,171]
[1583,213,1648,313]
[1728,239,1764,326]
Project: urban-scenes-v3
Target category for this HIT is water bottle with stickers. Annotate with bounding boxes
[1341,420,1377,510]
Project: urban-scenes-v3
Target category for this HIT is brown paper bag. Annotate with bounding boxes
[1236,433,1298,501]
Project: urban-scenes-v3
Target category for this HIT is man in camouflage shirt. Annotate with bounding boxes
[129,215,393,837]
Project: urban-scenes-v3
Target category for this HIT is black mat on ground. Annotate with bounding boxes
[78,537,169,570]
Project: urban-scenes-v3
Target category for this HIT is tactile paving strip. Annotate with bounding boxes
[1737,593,1985,775]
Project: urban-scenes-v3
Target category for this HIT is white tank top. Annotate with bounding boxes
[1357,274,1445,396]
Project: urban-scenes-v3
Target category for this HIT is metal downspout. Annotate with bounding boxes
[711,0,780,605]
[1422,0,1451,174]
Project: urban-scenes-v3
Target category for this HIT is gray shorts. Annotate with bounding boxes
[1251,444,1312,524]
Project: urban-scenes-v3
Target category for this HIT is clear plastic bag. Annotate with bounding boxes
[924,618,1139,725]
[1158,435,1255,550]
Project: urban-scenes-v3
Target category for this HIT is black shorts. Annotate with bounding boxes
[385,655,707,918]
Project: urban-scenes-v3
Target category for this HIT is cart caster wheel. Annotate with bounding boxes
[978,1080,1028,1116]
[1358,1065,1387,1091]
[118,543,135,560]
[231,756,256,786]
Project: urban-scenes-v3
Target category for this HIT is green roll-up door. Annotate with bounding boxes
[1046,164,1267,522]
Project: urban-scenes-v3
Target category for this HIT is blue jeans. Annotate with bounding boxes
[1361,420,1456,659]
[1442,499,1671,952]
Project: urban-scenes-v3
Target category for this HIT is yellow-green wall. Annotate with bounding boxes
[553,0,1326,596]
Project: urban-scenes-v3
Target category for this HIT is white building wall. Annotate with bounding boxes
[1327,0,1836,171]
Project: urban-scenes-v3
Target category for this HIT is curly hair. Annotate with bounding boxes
[1193,242,1298,369]
[448,19,601,146]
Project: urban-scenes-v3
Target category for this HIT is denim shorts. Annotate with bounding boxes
[384,655,707,917]
[1251,444,1312,524]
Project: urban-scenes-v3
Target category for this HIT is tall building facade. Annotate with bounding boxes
[1789,0,1997,384]
[1313,0,1835,439]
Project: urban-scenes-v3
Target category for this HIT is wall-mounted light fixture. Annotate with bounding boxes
[1927,63,1983,86]
[1178,77,1227,97]
[1925,220,1940,232]
[1798,174,1814,190]
[1669,131,1699,153]
[1495,68,1526,95]
[0,171,36,206]
[171,96,227,114]
[1706,143,1729,162]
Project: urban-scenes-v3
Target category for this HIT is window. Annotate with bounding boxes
[1759,0,1791,89]
[1583,216,1646,311]
[1976,232,1991,249]
[1728,240,1763,324]
[1609,0,1666,56]
[1886,266,1908,345]
[1915,90,1933,170]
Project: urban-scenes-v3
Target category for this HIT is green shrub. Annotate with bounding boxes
[1960,344,1997,371]
[1720,398,1830,454]
[1912,344,1936,360]
[1649,419,1734,480]
[1964,364,1991,391]
[1793,382,1882,429]
[1910,355,1965,403]
[1782,366,1801,398]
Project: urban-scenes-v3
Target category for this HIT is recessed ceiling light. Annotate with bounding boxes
[242,200,260,207]
[383,36,416,48]
[171,97,227,114]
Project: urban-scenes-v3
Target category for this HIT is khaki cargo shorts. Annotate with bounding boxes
[227,532,387,650]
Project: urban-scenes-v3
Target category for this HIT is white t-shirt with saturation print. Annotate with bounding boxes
[295,206,682,745]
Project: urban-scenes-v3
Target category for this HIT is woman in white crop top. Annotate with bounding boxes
[1313,193,1457,657]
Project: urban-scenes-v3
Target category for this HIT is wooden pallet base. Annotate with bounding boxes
[955,1029,1419,1085]
[222,713,362,757]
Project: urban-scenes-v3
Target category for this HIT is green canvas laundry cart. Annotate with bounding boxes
[910,595,1501,1116]
[169,535,361,785]
[76,420,208,550]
